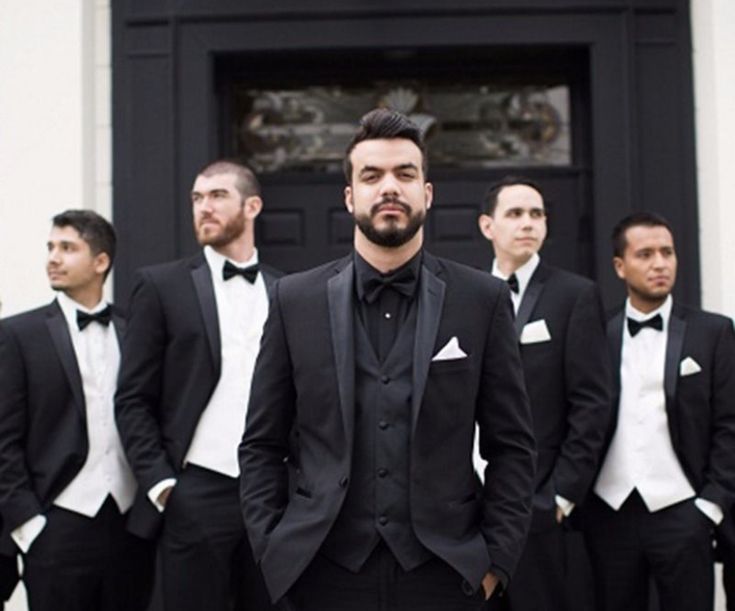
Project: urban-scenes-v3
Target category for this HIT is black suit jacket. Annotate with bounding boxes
[0,300,125,551]
[603,303,735,514]
[115,252,281,538]
[239,252,536,603]
[513,263,611,530]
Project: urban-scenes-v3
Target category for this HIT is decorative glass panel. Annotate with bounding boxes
[231,81,571,174]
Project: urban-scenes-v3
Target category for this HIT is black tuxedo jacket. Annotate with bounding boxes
[0,300,125,551]
[115,252,281,538]
[603,303,735,513]
[239,252,536,603]
[514,263,611,530]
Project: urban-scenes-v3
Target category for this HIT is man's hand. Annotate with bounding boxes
[481,572,499,600]
[157,485,174,508]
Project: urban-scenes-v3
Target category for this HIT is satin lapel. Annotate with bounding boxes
[112,311,126,346]
[262,270,278,298]
[191,261,221,373]
[607,310,624,404]
[45,302,85,418]
[411,262,446,433]
[664,308,686,445]
[327,260,356,445]
[513,266,547,338]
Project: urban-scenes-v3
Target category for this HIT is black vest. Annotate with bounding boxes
[320,301,431,571]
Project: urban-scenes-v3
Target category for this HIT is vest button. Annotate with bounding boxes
[377,468,388,478]
[378,515,388,526]
[380,375,390,384]
[339,476,349,488]
[378,420,388,430]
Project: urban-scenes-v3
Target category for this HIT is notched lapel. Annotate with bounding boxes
[191,261,221,373]
[112,312,125,346]
[45,304,85,417]
[411,264,446,432]
[328,260,356,444]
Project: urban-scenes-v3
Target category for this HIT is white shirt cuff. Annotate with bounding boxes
[148,478,177,512]
[694,497,723,525]
[11,514,47,553]
[555,495,575,517]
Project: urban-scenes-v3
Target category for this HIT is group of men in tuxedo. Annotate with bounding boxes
[0,107,733,611]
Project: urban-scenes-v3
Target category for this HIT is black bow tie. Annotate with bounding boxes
[363,266,417,304]
[507,273,520,294]
[627,313,663,337]
[223,261,259,283]
[77,306,112,331]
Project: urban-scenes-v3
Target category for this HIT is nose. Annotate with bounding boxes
[378,174,400,196]
[47,246,60,263]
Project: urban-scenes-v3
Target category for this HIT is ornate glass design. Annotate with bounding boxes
[231,81,571,173]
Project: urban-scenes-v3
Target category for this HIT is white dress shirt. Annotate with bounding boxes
[183,246,268,477]
[595,296,721,523]
[492,253,539,315]
[12,293,137,552]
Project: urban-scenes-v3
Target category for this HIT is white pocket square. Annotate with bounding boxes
[520,319,552,344]
[680,356,702,377]
[432,336,467,361]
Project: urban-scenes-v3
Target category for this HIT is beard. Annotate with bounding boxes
[353,196,426,248]
[195,210,246,248]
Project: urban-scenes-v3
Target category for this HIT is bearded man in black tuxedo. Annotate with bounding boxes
[239,109,536,611]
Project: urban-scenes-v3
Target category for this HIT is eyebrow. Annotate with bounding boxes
[358,163,419,175]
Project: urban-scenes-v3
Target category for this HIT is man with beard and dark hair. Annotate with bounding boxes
[239,108,536,611]
[115,160,280,611]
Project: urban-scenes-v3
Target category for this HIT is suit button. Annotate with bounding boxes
[380,375,390,384]
[378,515,388,526]
[339,476,349,488]
[378,420,388,430]
[377,468,388,478]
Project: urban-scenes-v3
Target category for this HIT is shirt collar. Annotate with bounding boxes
[353,249,423,303]
[204,245,259,280]
[492,253,540,296]
[625,294,673,328]
[56,291,108,331]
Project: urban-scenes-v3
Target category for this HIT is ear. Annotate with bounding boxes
[424,182,433,210]
[477,214,494,241]
[243,196,263,220]
[612,256,626,280]
[93,252,111,277]
[344,186,354,214]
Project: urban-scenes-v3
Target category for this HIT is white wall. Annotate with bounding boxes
[0,0,111,319]
[692,0,735,319]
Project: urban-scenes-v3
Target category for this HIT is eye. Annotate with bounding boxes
[530,209,545,219]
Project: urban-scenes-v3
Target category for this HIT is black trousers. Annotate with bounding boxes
[160,465,273,611]
[0,552,17,606]
[22,496,154,611]
[283,542,486,611]
[583,491,714,611]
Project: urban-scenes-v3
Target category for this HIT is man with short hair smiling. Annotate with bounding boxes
[115,160,280,611]
[240,109,536,611]
[584,211,735,611]
[477,177,611,611]
[0,210,153,611]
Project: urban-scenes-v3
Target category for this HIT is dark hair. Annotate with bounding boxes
[611,211,674,258]
[197,159,261,199]
[343,108,428,183]
[52,210,116,277]
[483,176,544,216]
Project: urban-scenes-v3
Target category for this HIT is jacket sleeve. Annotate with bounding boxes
[115,270,177,493]
[553,282,613,503]
[476,285,537,586]
[238,280,295,562]
[700,317,735,509]
[0,323,43,531]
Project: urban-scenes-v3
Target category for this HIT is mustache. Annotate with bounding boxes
[370,196,411,217]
